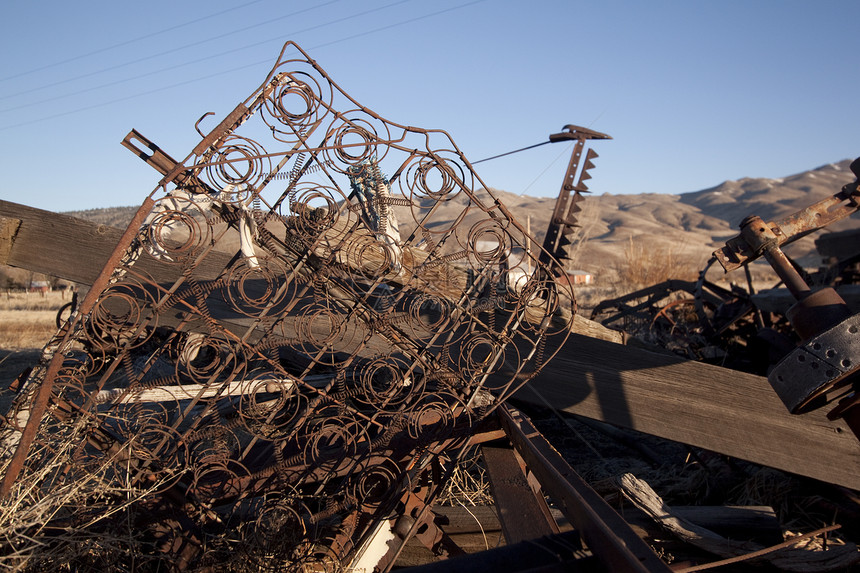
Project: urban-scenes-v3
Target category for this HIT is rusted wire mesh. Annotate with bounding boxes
[0,42,572,571]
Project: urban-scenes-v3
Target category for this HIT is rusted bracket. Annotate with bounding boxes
[121,130,211,194]
[122,129,182,178]
[714,160,860,273]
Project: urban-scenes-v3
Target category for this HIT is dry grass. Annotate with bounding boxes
[615,236,702,288]
[0,291,70,350]
[0,311,58,350]
[0,291,71,312]
[573,284,626,315]
[0,428,176,571]
[436,446,493,507]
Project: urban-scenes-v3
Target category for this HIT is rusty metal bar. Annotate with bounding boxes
[481,445,560,543]
[497,404,673,573]
[715,173,860,272]
[737,215,811,300]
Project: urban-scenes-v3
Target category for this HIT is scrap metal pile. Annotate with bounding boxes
[589,255,803,374]
[0,42,578,570]
[592,159,860,437]
[2,39,860,573]
[591,169,860,378]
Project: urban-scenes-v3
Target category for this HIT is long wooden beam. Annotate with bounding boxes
[2,199,859,489]
[0,199,242,288]
[512,333,860,491]
[0,200,124,285]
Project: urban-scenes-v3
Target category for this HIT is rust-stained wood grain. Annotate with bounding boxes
[0,216,22,265]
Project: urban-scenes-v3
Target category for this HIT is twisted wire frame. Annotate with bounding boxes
[1,42,574,571]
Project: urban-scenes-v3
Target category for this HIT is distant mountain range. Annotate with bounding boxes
[64,159,859,282]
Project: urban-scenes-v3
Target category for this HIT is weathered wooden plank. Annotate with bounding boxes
[0,200,123,284]
[0,199,464,294]
[571,314,624,344]
[398,531,598,572]
[620,505,783,546]
[0,200,607,340]
[618,473,860,570]
[513,333,860,491]
[0,200,239,286]
[432,505,502,535]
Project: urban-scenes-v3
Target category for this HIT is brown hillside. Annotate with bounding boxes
[58,158,860,284]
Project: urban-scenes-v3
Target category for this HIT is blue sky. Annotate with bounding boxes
[1,0,857,212]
